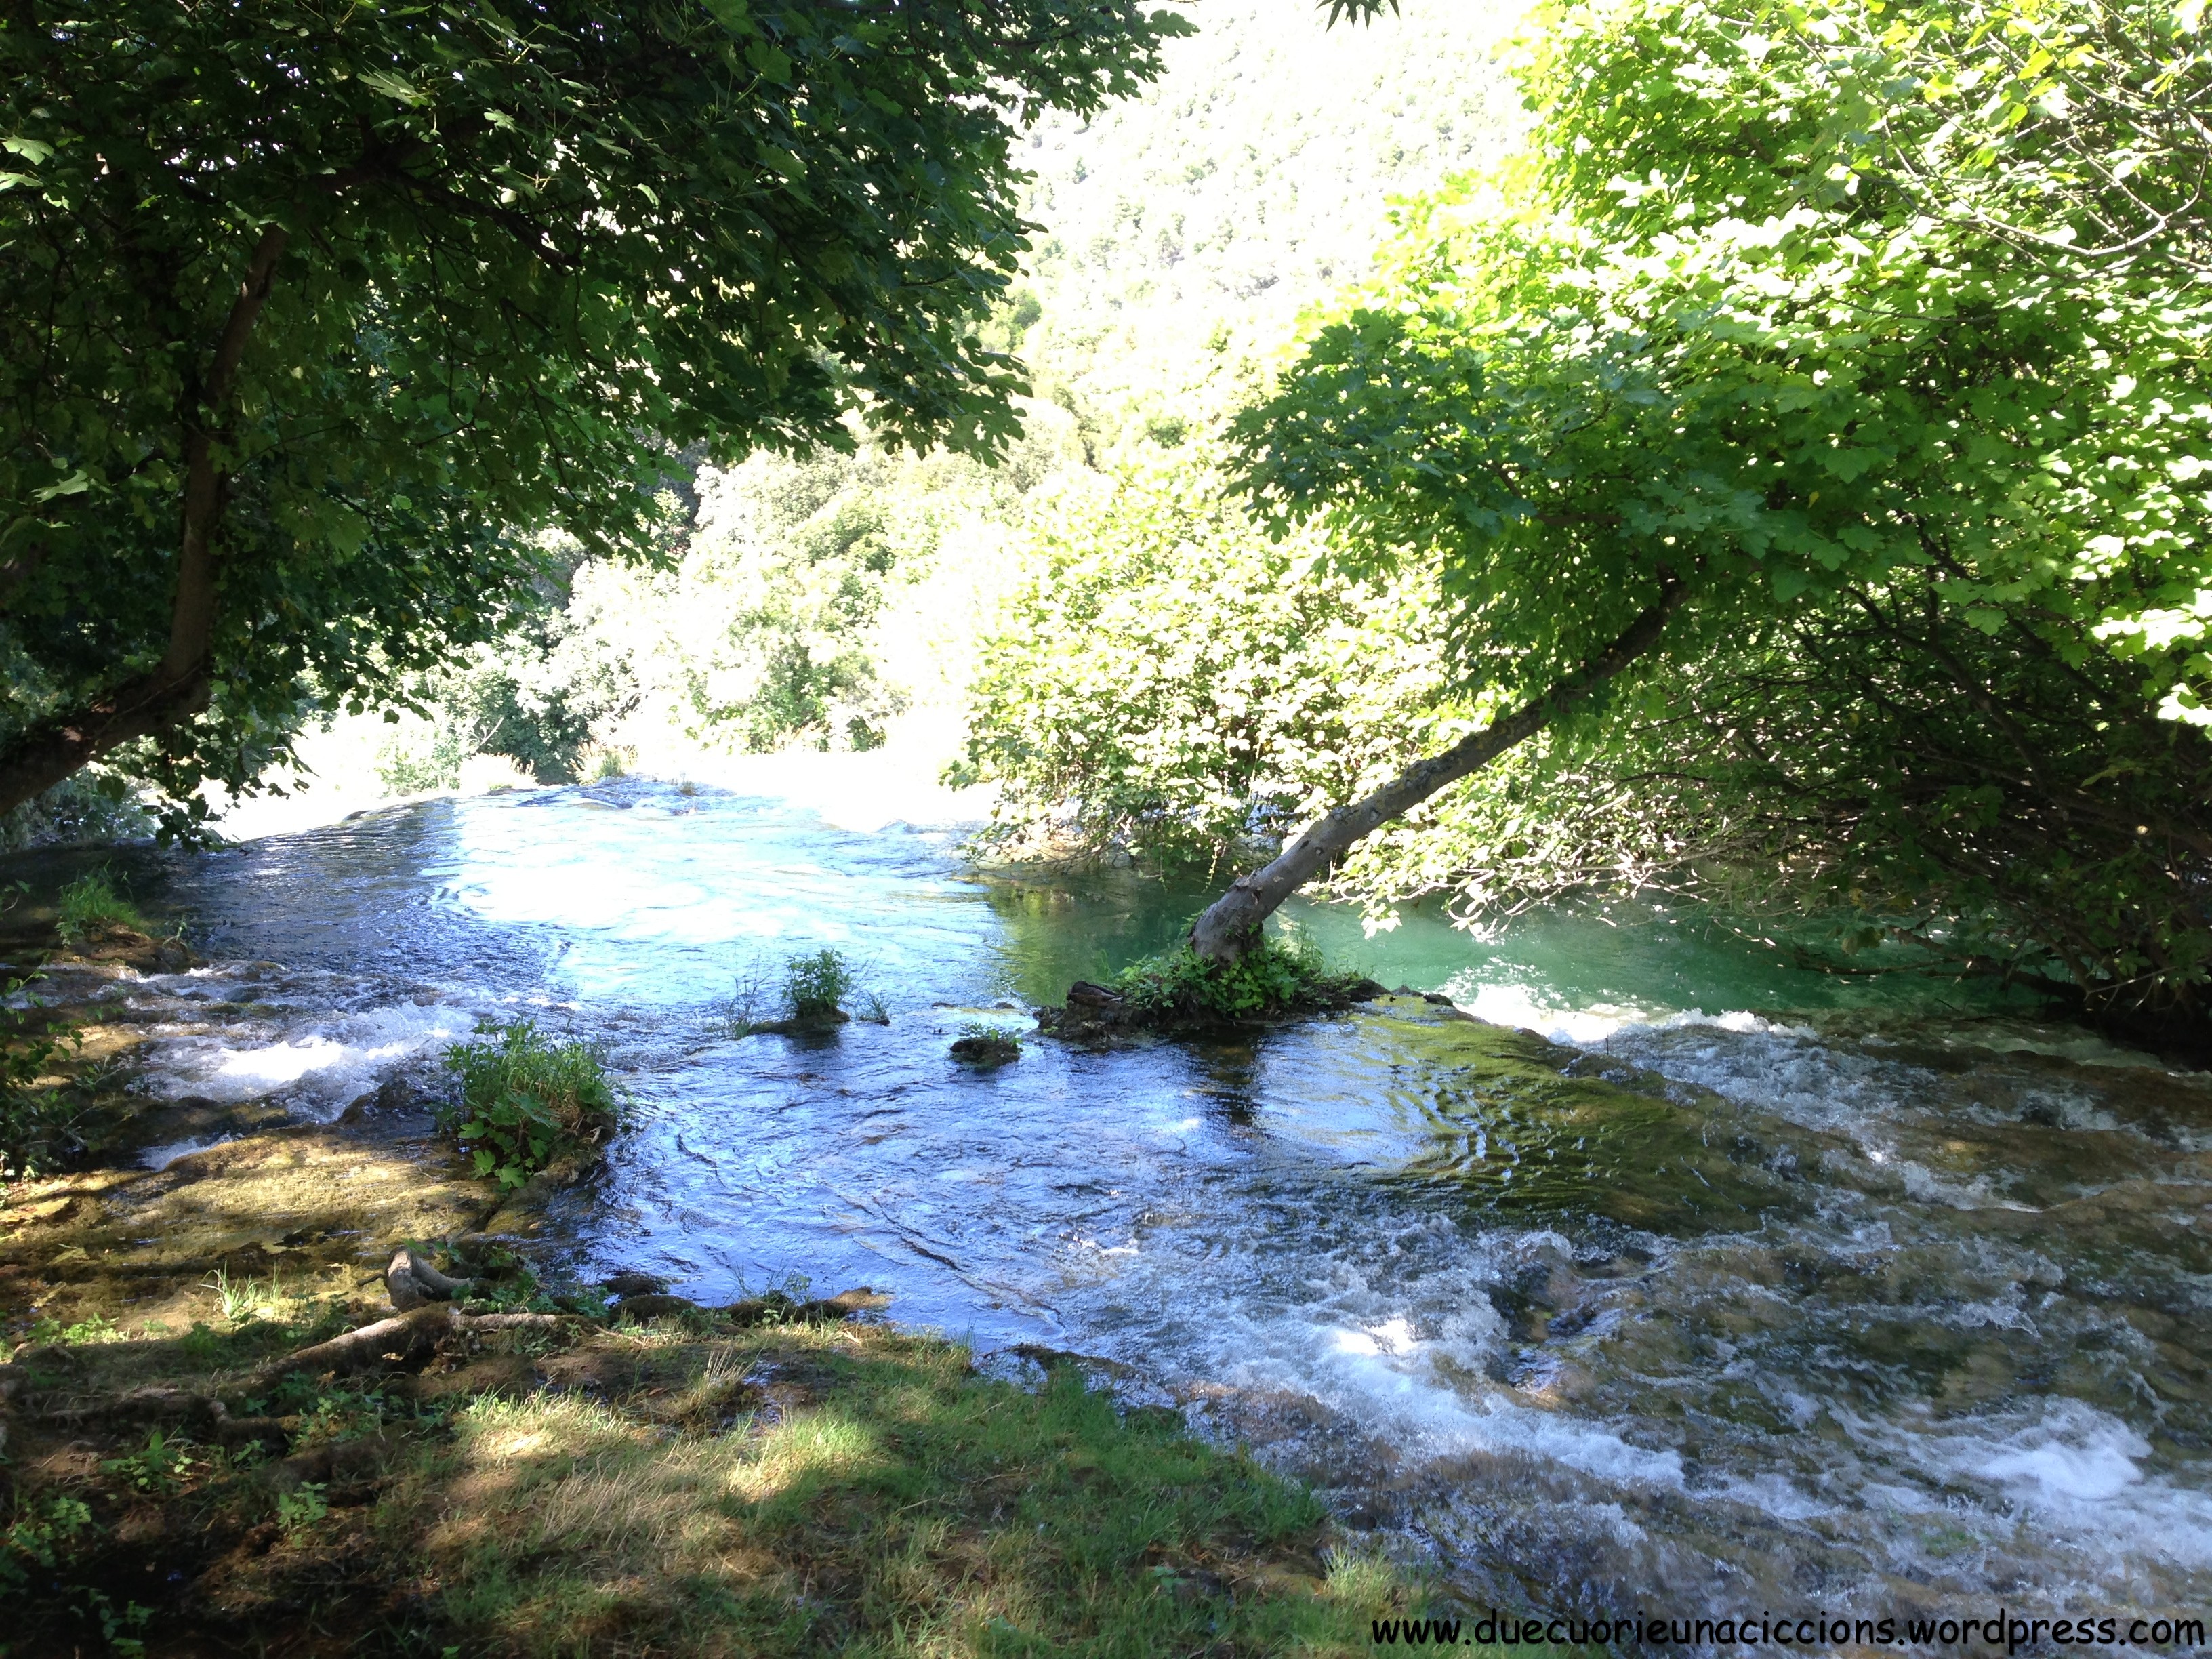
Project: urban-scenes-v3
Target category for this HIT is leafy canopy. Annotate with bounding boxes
[0,0,1187,825]
[1232,0,2211,728]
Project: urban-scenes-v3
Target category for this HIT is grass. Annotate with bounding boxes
[0,1292,1478,1658]
[54,867,151,943]
[205,1265,279,1326]
[441,1019,623,1187]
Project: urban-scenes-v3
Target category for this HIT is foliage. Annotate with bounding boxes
[0,773,152,853]
[783,951,857,1023]
[440,1020,622,1189]
[1,971,85,1181]
[1111,930,1346,1021]
[22,1310,121,1347]
[1169,0,2212,1027]
[0,0,1188,827]
[958,451,1459,865]
[55,869,148,942]
[1012,0,1528,430]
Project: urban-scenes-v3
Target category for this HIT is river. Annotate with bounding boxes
[64,773,2212,1635]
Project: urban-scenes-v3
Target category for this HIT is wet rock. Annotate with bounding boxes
[815,1286,890,1315]
[951,1031,1021,1067]
[600,1270,669,1298]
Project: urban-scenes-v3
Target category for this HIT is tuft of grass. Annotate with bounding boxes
[204,1266,278,1327]
[1111,930,1361,1023]
[54,867,150,943]
[440,1019,623,1188]
[577,743,631,783]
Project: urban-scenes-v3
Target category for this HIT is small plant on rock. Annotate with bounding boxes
[950,1022,1022,1066]
[440,1019,623,1189]
[784,949,856,1023]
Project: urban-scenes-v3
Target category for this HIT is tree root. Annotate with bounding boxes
[386,1246,469,1311]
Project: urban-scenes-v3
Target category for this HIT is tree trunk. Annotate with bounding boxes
[1189,575,1687,965]
[0,225,288,818]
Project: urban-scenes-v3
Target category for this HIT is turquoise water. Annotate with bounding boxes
[60,777,2212,1631]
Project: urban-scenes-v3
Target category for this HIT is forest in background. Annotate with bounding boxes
[8,0,2210,1042]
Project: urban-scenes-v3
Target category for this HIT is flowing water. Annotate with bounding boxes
[52,777,2212,1636]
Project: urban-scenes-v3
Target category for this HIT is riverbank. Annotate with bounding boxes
[1,933,1454,1657]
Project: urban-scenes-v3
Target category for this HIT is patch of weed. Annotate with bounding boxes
[783,948,855,1021]
[950,1021,1022,1065]
[274,1482,330,1536]
[55,867,149,942]
[24,1309,121,1346]
[441,1019,623,1187]
[100,1429,197,1496]
[1112,931,1366,1023]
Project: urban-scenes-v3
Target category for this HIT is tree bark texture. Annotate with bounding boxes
[0,226,289,817]
[1189,575,1687,965]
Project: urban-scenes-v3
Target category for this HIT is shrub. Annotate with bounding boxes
[1111,933,1350,1022]
[440,1020,623,1189]
[54,868,148,941]
[783,949,856,1022]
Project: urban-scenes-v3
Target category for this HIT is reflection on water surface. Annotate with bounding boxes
[86,779,2212,1626]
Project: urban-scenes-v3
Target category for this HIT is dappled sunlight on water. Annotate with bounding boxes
[87,778,2212,1627]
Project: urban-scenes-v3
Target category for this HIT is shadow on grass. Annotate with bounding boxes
[8,1309,1599,1656]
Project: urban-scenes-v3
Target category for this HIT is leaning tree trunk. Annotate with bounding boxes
[1189,575,1687,965]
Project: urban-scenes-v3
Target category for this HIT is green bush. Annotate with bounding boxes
[439,1020,623,1189]
[54,868,148,941]
[783,949,856,1022]
[1111,933,1343,1022]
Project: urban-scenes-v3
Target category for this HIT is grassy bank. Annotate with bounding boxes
[3,1283,1438,1656]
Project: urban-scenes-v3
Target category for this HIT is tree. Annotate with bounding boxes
[1186,0,2212,973]
[0,0,1185,830]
